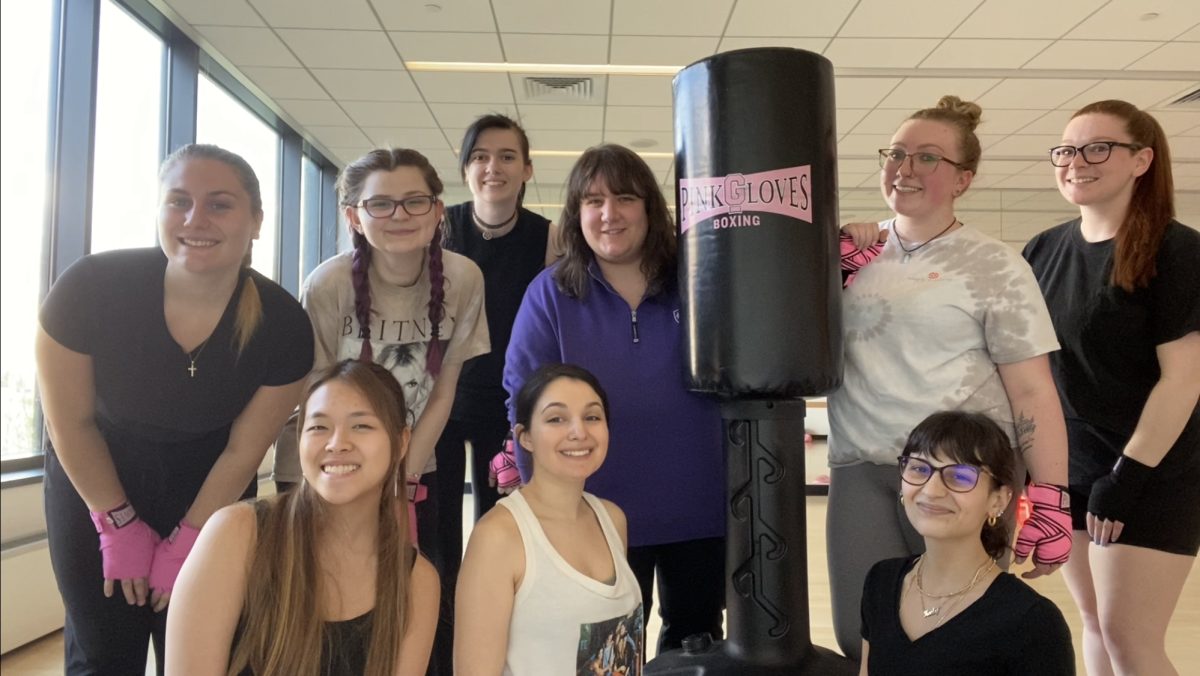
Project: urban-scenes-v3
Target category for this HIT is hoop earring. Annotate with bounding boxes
[899,494,904,504]
[987,513,999,527]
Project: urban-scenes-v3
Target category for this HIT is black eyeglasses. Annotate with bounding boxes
[878,148,969,176]
[898,456,991,493]
[1048,141,1144,167]
[353,195,438,218]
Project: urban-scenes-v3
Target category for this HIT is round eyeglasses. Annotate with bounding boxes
[878,148,969,176]
[898,455,990,493]
[354,195,438,218]
[1048,141,1144,167]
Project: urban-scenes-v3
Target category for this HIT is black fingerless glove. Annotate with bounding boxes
[1087,455,1153,523]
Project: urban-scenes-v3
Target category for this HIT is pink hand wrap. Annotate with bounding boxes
[489,439,521,490]
[148,522,200,594]
[840,233,884,287]
[91,515,160,581]
[1014,483,1072,565]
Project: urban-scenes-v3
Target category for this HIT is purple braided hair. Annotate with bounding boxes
[350,229,375,362]
[425,220,446,378]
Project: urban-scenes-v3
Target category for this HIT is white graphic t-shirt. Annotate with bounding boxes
[828,222,1059,467]
[304,249,490,473]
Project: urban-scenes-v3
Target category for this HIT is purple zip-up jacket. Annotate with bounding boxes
[504,262,725,547]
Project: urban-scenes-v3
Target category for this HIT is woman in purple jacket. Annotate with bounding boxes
[503,144,725,655]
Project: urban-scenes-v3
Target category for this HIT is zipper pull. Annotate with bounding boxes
[631,309,639,343]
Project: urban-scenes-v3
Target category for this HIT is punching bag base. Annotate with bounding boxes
[644,642,856,675]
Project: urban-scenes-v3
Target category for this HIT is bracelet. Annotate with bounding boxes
[1112,455,1153,486]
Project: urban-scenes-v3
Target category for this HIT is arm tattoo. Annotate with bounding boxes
[1014,411,1036,454]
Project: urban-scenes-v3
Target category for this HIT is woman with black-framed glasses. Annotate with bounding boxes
[828,95,1071,662]
[1023,99,1200,676]
[272,148,490,579]
[859,411,1074,675]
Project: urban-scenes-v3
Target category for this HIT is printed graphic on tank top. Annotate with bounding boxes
[575,606,644,676]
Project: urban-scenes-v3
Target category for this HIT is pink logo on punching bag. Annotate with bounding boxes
[678,165,812,234]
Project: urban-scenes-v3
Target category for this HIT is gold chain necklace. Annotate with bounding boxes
[912,555,996,619]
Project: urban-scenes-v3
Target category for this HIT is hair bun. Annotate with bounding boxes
[935,95,983,131]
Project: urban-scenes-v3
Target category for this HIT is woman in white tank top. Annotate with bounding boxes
[456,364,644,675]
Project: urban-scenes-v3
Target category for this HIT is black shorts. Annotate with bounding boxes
[1067,421,1200,557]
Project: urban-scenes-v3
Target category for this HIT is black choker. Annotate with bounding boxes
[895,217,958,264]
[473,209,518,240]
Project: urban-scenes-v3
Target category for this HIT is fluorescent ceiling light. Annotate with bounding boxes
[406,61,680,76]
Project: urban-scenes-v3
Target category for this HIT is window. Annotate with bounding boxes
[197,74,280,280]
[89,0,164,254]
[1,0,54,462]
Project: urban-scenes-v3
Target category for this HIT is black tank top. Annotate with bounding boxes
[443,202,551,420]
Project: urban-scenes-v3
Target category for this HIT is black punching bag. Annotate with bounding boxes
[676,47,842,398]
[644,48,852,676]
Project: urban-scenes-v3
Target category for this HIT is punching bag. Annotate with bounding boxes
[645,48,853,675]
[676,47,841,398]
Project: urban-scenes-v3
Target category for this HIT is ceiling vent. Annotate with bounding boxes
[1167,88,1200,108]
[523,76,594,101]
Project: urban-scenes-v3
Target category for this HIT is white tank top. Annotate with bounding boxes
[500,490,644,676]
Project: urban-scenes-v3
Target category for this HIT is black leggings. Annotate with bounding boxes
[44,429,250,675]
[627,536,726,656]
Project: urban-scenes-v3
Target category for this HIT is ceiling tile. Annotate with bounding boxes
[1017,109,1074,134]
[411,72,515,104]
[518,104,606,130]
[1172,136,1200,158]
[329,146,375,164]
[1178,25,1200,41]
[163,0,264,26]
[716,37,829,53]
[839,134,898,155]
[972,109,1047,135]
[836,109,870,134]
[976,78,1099,109]
[824,38,941,68]
[389,31,504,62]
[953,0,1108,39]
[1067,0,1200,40]
[196,26,299,67]
[241,67,327,100]
[612,0,732,36]
[276,99,354,126]
[1180,126,1200,137]
[877,78,1003,110]
[492,0,610,35]
[993,174,1056,189]
[920,40,1053,69]
[725,0,857,36]
[846,109,912,134]
[343,101,437,128]
[304,125,372,147]
[604,106,673,132]
[610,36,718,66]
[276,29,403,69]
[834,78,903,108]
[1144,111,1200,134]
[530,129,604,150]
[601,131,674,153]
[606,76,676,107]
[838,158,883,174]
[502,34,610,63]
[840,0,978,38]
[374,0,496,32]
[311,69,422,102]
[985,134,1070,156]
[361,127,451,150]
[1126,42,1200,72]
[1064,79,1200,110]
[978,134,1009,149]
[430,103,520,131]
[1024,40,1161,70]
[527,156,582,171]
[248,0,378,29]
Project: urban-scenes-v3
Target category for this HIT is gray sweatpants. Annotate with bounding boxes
[826,462,923,662]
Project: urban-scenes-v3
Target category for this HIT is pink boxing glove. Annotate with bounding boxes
[489,437,521,494]
[1014,483,1072,566]
[90,502,160,582]
[840,232,884,287]
[148,521,201,595]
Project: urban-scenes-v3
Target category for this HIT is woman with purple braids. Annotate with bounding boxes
[277,148,489,569]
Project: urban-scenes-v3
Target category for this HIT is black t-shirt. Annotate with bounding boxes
[443,202,550,420]
[1022,220,1200,478]
[861,557,1074,675]
[39,248,314,445]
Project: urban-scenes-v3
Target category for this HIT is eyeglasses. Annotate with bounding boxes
[878,148,969,176]
[898,456,990,493]
[354,195,438,218]
[1048,141,1144,167]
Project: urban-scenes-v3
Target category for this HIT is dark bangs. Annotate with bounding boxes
[901,411,1015,487]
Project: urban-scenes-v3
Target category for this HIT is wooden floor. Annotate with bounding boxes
[4,496,1198,675]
